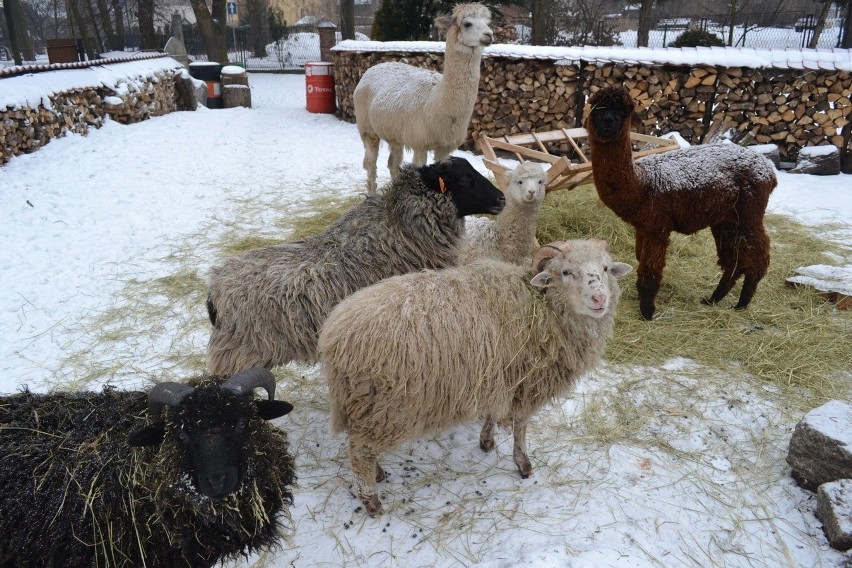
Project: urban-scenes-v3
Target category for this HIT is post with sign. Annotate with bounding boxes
[227,2,237,57]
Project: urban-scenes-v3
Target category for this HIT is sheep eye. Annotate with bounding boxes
[236,417,249,430]
[562,269,572,277]
[177,430,190,444]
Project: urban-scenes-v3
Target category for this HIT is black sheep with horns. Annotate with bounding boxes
[0,368,296,568]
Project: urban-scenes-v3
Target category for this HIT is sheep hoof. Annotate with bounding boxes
[700,297,718,306]
[362,494,383,516]
[733,303,749,311]
[479,438,495,453]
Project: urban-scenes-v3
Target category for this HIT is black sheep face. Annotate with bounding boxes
[419,157,505,217]
[128,382,293,499]
[587,86,636,142]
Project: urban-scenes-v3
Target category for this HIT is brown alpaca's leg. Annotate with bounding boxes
[702,224,740,306]
[734,226,770,310]
[349,440,383,515]
[635,232,669,320]
[479,415,495,452]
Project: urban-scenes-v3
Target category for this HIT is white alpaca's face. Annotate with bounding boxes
[507,164,546,205]
[456,13,493,48]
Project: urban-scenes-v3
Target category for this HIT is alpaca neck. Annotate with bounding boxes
[495,202,540,262]
[589,134,643,215]
[432,42,482,111]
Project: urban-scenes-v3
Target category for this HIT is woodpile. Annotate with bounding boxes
[1,71,181,166]
[331,49,852,164]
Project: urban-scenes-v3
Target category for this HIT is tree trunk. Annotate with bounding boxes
[137,0,157,49]
[3,0,24,65]
[727,0,738,46]
[530,0,555,46]
[67,0,96,59]
[246,0,269,58]
[840,0,852,48]
[636,0,654,47]
[95,0,117,50]
[340,0,355,40]
[114,4,125,49]
[188,0,229,62]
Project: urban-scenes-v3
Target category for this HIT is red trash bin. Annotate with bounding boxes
[305,62,336,114]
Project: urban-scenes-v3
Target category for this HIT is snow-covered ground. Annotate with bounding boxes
[1,73,851,567]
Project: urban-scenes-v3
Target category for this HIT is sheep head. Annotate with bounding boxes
[436,3,493,50]
[531,240,632,318]
[417,157,505,217]
[127,368,293,499]
[585,85,637,142]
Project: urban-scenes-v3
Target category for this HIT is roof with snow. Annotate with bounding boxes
[333,41,852,71]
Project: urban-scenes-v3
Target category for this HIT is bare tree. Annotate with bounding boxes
[3,0,25,64]
[530,0,556,45]
[807,0,834,48]
[246,0,269,57]
[188,0,228,62]
[340,0,354,39]
[637,0,655,46]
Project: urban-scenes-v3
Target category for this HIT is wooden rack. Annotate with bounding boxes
[479,128,680,193]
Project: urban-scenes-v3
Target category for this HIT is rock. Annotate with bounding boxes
[816,479,852,551]
[748,143,780,169]
[789,145,841,175]
[787,400,852,489]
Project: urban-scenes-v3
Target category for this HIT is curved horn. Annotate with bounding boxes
[148,382,195,418]
[532,241,571,272]
[222,368,276,400]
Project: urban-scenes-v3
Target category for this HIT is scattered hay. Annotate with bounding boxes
[537,186,852,403]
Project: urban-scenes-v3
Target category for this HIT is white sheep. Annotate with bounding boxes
[318,239,632,514]
[353,3,493,193]
[459,161,547,265]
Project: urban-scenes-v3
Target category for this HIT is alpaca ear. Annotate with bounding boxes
[434,14,453,29]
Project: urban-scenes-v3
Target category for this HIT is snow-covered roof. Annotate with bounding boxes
[332,41,852,71]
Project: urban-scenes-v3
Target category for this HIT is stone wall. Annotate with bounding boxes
[1,66,184,166]
[331,47,852,163]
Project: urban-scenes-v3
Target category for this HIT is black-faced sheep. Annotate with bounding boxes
[206,157,505,375]
[318,239,632,515]
[459,160,547,265]
[585,85,777,320]
[354,3,493,193]
[0,368,295,568]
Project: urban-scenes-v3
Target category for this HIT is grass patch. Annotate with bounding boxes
[537,185,852,400]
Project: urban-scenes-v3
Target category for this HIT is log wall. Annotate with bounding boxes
[1,67,183,166]
[332,47,852,163]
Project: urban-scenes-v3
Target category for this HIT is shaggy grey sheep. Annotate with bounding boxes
[0,368,296,568]
[319,239,632,514]
[206,156,505,375]
[459,161,547,265]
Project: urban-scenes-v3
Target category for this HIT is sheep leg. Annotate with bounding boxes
[362,134,380,194]
[479,415,495,452]
[702,224,740,306]
[635,231,669,320]
[387,144,403,178]
[512,416,533,478]
[412,149,428,166]
[348,440,383,515]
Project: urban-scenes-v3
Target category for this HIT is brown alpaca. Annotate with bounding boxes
[585,85,777,320]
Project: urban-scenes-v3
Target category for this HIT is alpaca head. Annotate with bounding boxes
[586,86,636,142]
[506,161,546,205]
[436,3,493,50]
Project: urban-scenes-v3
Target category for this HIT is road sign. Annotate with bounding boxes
[227,2,237,15]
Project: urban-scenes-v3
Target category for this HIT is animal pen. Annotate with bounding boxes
[479,127,680,193]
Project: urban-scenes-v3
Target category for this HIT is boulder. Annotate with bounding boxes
[816,479,852,551]
[789,145,841,175]
[787,400,852,489]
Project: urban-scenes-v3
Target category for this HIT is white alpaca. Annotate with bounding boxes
[353,3,493,193]
[460,161,547,265]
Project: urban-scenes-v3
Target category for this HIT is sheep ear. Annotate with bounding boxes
[530,271,551,289]
[128,424,166,447]
[610,262,633,278]
[256,400,294,420]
